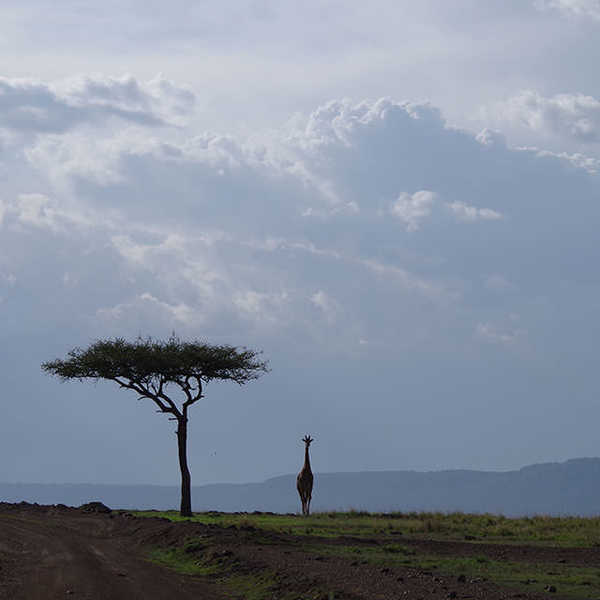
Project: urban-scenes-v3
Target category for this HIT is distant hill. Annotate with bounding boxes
[3,457,600,516]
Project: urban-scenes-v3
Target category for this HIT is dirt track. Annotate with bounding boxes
[1,503,596,599]
[0,504,225,600]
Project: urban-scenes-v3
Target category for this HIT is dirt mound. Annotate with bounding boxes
[79,501,112,513]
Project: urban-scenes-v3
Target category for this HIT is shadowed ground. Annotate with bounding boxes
[0,502,596,599]
[0,504,225,600]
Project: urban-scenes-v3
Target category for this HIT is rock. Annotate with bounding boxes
[79,501,111,514]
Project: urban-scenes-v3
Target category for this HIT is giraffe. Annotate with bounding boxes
[296,435,314,516]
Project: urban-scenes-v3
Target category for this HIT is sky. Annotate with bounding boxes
[2,0,600,487]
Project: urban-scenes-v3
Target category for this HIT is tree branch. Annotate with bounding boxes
[182,375,203,409]
[156,376,182,418]
[112,376,176,416]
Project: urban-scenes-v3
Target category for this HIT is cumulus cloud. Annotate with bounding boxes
[491,90,600,143]
[2,78,600,488]
[2,92,599,362]
[476,129,506,148]
[0,74,195,133]
[533,149,600,173]
[390,191,502,229]
[3,0,600,487]
[2,193,91,232]
[12,193,61,230]
[390,190,437,231]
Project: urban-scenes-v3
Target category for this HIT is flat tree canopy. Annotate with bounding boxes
[42,337,268,389]
[42,336,269,516]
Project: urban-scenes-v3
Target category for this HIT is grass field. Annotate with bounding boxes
[313,542,600,598]
[136,510,600,598]
[134,509,600,547]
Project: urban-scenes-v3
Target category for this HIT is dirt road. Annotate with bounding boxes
[0,504,224,600]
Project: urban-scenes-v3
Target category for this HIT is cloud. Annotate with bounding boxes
[2,93,600,361]
[533,149,600,173]
[390,191,502,229]
[12,193,61,230]
[2,193,91,232]
[476,129,506,148]
[1,0,600,486]
[535,0,600,20]
[390,190,437,231]
[447,201,503,222]
[490,90,600,143]
[0,74,195,134]
[3,81,600,485]
[476,321,526,345]
[233,290,290,330]
[310,290,340,323]
[97,293,197,327]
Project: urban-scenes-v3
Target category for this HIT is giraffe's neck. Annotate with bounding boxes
[303,445,312,472]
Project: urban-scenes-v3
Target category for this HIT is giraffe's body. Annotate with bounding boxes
[296,435,314,516]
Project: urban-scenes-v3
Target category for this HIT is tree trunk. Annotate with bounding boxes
[177,417,193,517]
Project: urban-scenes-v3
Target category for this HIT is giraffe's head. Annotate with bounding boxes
[301,435,314,446]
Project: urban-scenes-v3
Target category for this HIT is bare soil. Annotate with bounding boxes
[1,502,597,599]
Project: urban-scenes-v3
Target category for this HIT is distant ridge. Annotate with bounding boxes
[2,457,600,516]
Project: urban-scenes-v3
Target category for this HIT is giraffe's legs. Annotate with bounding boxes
[301,495,309,516]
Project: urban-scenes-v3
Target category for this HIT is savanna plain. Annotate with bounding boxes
[3,501,600,599]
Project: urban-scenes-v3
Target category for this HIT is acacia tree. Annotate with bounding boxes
[42,336,268,517]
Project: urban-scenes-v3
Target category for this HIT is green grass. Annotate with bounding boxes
[147,537,219,576]
[147,536,329,600]
[139,511,600,599]
[134,509,600,547]
[315,542,600,599]
[148,537,280,599]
